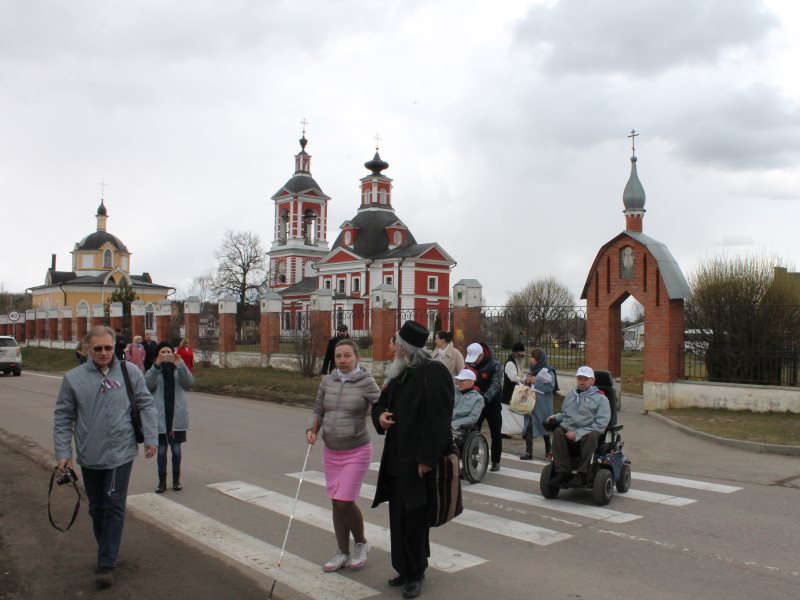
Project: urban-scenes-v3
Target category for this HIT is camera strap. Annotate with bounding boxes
[48,467,81,532]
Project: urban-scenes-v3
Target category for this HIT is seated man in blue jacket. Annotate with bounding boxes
[546,366,610,487]
[451,369,485,431]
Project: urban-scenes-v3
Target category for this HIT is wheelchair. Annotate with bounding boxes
[453,424,489,483]
[538,370,631,505]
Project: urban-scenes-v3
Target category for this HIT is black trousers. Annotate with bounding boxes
[551,428,599,475]
[476,399,502,463]
[388,476,430,580]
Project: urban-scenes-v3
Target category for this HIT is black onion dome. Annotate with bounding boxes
[76,231,130,253]
[299,135,308,151]
[331,210,415,257]
[96,199,107,216]
[274,175,326,196]
[364,152,389,175]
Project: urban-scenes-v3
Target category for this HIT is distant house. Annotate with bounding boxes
[623,322,644,351]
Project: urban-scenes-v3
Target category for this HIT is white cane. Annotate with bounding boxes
[267,422,317,599]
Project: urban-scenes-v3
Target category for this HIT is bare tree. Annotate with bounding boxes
[505,277,577,344]
[687,254,800,384]
[188,271,217,304]
[212,230,269,306]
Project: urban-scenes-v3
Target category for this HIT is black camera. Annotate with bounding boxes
[56,466,78,486]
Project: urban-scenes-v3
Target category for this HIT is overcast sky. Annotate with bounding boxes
[2,0,800,307]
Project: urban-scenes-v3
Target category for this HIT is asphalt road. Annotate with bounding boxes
[1,370,799,600]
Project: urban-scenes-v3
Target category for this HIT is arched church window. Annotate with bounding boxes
[277,261,287,283]
[145,304,155,331]
[280,210,289,243]
[303,209,317,245]
[364,189,371,205]
[379,189,387,204]
[103,249,112,268]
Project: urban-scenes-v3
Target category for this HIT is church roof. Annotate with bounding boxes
[279,277,320,296]
[273,174,328,197]
[32,271,168,291]
[580,231,692,301]
[330,210,418,258]
[75,230,130,253]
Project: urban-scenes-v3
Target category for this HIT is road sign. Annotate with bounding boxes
[7,311,20,322]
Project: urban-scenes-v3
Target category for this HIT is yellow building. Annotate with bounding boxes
[29,199,172,310]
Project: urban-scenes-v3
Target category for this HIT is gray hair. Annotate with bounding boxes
[84,325,115,346]
[387,335,432,380]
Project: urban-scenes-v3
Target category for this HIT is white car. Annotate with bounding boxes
[0,336,22,376]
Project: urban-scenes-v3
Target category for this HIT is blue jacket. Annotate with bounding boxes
[553,385,610,441]
[452,387,484,430]
[54,359,158,469]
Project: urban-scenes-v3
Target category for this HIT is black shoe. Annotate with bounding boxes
[173,479,182,491]
[403,579,423,599]
[155,479,167,494]
[94,566,114,589]
[489,462,500,472]
[519,453,533,461]
[388,575,406,587]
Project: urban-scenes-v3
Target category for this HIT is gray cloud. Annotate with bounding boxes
[715,235,755,246]
[514,0,778,76]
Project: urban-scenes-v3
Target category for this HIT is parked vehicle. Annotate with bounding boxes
[0,336,22,376]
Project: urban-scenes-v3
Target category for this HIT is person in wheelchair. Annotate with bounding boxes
[451,369,484,432]
[545,366,610,487]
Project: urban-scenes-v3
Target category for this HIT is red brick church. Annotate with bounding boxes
[268,133,456,333]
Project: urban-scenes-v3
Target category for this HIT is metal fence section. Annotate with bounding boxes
[477,306,586,371]
[235,318,261,353]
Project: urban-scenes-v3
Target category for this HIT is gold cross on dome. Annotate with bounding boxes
[374,133,382,152]
[300,118,308,136]
[628,129,639,156]
[98,178,109,198]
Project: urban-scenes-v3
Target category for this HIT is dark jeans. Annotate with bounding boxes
[551,428,599,475]
[157,438,182,476]
[388,476,429,581]
[476,398,502,463]
[80,460,133,568]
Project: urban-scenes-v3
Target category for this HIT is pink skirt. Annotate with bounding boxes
[323,442,373,501]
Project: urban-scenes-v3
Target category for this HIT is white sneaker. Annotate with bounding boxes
[323,552,351,572]
[350,542,370,570]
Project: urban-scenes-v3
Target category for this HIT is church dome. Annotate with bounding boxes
[622,155,646,211]
[75,230,130,253]
[331,210,416,257]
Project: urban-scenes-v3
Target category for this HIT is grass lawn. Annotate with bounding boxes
[657,408,800,447]
[192,366,321,406]
[620,351,644,396]
[21,347,81,373]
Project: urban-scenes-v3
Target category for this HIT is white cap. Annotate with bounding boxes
[465,343,483,363]
[454,368,476,381]
[576,366,595,378]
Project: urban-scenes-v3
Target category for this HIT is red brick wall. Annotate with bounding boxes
[131,315,145,339]
[36,318,46,340]
[76,317,88,343]
[585,235,685,383]
[218,313,236,353]
[25,318,34,341]
[452,306,482,356]
[156,314,171,344]
[260,312,280,355]
[61,318,72,342]
[372,308,398,361]
[184,313,199,349]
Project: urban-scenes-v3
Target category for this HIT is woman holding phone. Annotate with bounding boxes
[307,339,381,572]
[146,340,194,493]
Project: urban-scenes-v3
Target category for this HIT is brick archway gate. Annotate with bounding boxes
[580,144,692,393]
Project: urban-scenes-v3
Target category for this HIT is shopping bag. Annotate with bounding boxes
[509,384,536,415]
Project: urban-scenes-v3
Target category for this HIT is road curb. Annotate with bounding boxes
[648,411,800,456]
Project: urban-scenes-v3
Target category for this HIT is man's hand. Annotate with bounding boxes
[418,464,432,478]
[144,445,157,459]
[378,411,395,429]
[565,431,577,441]
[57,458,74,472]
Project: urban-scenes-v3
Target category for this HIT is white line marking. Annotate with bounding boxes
[501,452,549,466]
[128,493,379,600]
[367,464,640,524]
[494,464,697,506]
[209,481,486,572]
[290,471,572,546]
[16,371,63,380]
[632,473,742,493]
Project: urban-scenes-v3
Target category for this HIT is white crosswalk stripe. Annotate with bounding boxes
[495,462,697,506]
[289,471,573,546]
[366,464,641,523]
[208,480,487,572]
[127,493,379,600]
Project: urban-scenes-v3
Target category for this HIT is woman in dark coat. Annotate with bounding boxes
[371,321,454,599]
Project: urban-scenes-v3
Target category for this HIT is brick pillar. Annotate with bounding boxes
[25,310,35,341]
[130,300,145,340]
[61,306,73,343]
[184,296,201,350]
[586,300,622,377]
[13,314,26,343]
[259,292,282,366]
[369,284,399,366]
[0,316,7,336]
[218,296,238,368]
[90,304,105,328]
[36,309,47,341]
[641,297,685,383]
[309,289,333,373]
[451,280,483,355]
[109,302,123,333]
[76,304,89,342]
[155,300,172,343]
[48,308,59,344]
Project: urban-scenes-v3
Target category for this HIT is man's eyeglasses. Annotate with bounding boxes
[92,345,114,352]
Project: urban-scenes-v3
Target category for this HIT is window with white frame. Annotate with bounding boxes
[337,279,346,293]
[385,275,393,285]
[324,279,332,290]
[427,276,438,292]
[352,277,360,293]
[103,249,112,268]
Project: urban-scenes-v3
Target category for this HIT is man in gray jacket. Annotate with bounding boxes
[546,366,610,487]
[54,326,158,589]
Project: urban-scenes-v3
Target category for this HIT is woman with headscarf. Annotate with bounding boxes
[125,335,146,372]
[431,330,465,377]
[146,341,194,493]
[520,348,558,460]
